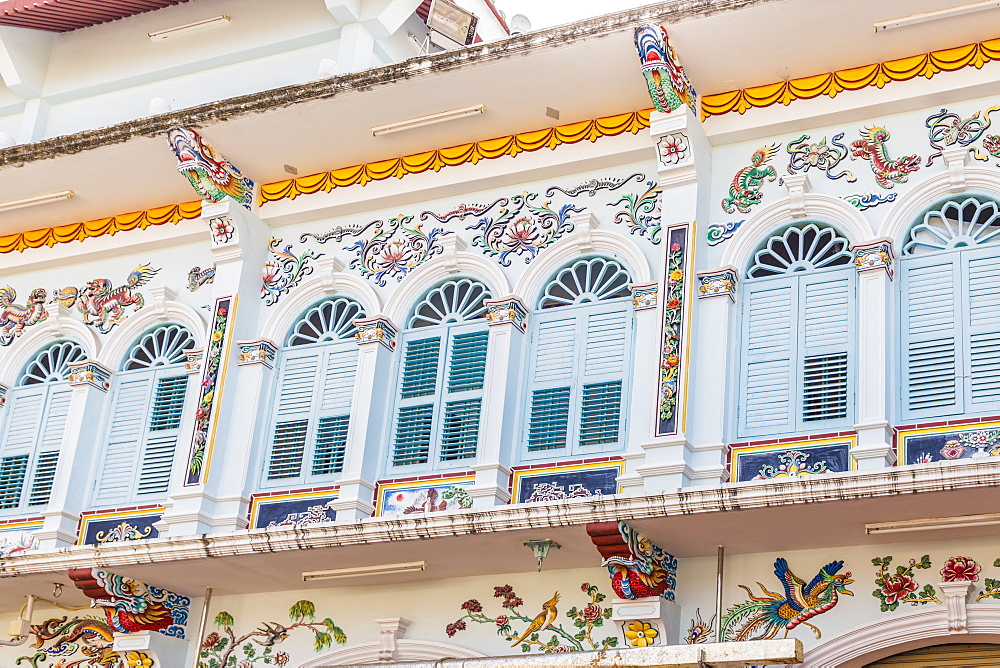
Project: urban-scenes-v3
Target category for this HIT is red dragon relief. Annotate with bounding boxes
[850,126,921,189]
[52,265,159,334]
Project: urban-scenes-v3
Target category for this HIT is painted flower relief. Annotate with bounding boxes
[872,555,940,612]
[940,556,980,582]
[625,620,658,647]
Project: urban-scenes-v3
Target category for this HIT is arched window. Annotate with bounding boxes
[899,197,1000,420]
[523,258,633,458]
[92,325,195,507]
[263,298,365,487]
[0,342,86,511]
[390,279,493,471]
[738,223,855,438]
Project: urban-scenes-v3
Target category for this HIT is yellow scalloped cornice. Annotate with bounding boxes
[0,201,202,254]
[259,109,652,204]
[701,37,1000,119]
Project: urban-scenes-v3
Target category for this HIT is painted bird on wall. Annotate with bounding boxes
[510,592,559,646]
[721,558,853,642]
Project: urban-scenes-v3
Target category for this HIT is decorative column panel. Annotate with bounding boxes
[851,239,896,469]
[332,316,398,522]
[470,297,528,508]
[35,360,112,549]
[159,199,272,537]
[632,99,714,492]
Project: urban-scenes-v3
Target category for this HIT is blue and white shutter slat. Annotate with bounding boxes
[319,347,359,412]
[800,276,852,424]
[391,334,444,469]
[95,377,154,505]
[741,282,795,436]
[266,351,322,482]
[582,310,628,379]
[2,389,45,454]
[902,258,961,416]
[965,251,1000,407]
[527,318,576,453]
[136,375,189,496]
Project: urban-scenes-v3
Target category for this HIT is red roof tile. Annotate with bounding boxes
[0,0,193,32]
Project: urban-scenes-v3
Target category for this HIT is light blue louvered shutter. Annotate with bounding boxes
[902,256,962,418]
[267,350,320,481]
[799,274,853,426]
[392,336,443,467]
[95,377,154,505]
[311,346,358,476]
[439,331,488,462]
[527,319,576,452]
[137,375,188,496]
[740,281,796,437]
[29,386,72,506]
[965,249,1000,411]
[0,386,67,510]
[579,307,629,448]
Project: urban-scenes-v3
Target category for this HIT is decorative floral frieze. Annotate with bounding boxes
[697,268,737,302]
[354,316,398,350]
[785,133,855,181]
[95,521,153,544]
[545,173,643,198]
[0,286,48,345]
[722,558,852,641]
[842,192,897,210]
[852,239,895,278]
[183,348,204,374]
[446,582,617,653]
[464,193,583,266]
[722,146,778,214]
[706,220,743,246]
[186,297,232,486]
[634,25,697,114]
[336,215,451,285]
[849,126,921,189]
[53,265,160,334]
[630,283,658,310]
[262,237,321,306]
[872,554,940,612]
[658,227,688,435]
[752,450,828,479]
[610,179,661,244]
[186,265,216,292]
[484,296,528,331]
[167,126,255,209]
[236,339,278,368]
[657,133,689,167]
[925,105,1000,165]
[67,360,112,392]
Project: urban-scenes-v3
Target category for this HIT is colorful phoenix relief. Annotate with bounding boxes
[446,582,617,654]
[261,238,321,306]
[721,558,853,642]
[17,614,121,667]
[721,145,778,214]
[68,568,190,638]
[634,25,697,114]
[849,127,921,189]
[458,193,583,266]
[167,126,255,209]
[785,133,855,182]
[0,287,48,345]
[925,105,1000,165]
[52,265,160,334]
[199,600,346,668]
[610,179,662,243]
[872,555,940,612]
[587,521,678,601]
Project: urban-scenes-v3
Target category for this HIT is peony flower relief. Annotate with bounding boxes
[881,574,918,605]
[941,556,980,582]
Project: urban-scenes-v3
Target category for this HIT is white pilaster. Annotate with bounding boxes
[35,360,112,549]
[619,284,659,494]
[851,239,896,470]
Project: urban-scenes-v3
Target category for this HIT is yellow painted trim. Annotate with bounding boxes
[201,295,237,485]
[679,221,695,435]
[730,436,857,483]
[701,37,1000,119]
[374,475,475,516]
[0,201,202,255]
[511,461,624,502]
[259,110,652,204]
[0,519,44,531]
[249,489,340,529]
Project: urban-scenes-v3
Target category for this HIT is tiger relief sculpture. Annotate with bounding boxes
[53,265,159,334]
[0,287,48,345]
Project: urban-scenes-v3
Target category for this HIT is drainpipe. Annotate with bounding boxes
[192,587,213,668]
[715,545,725,643]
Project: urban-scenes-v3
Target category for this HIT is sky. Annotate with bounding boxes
[493,0,655,30]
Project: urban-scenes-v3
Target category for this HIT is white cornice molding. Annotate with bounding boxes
[0,459,997,576]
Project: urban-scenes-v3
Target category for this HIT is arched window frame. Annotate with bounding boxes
[898,196,1000,421]
[737,223,856,439]
[388,279,493,474]
[261,298,366,489]
[520,257,634,461]
[0,341,86,513]
[90,325,195,508]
